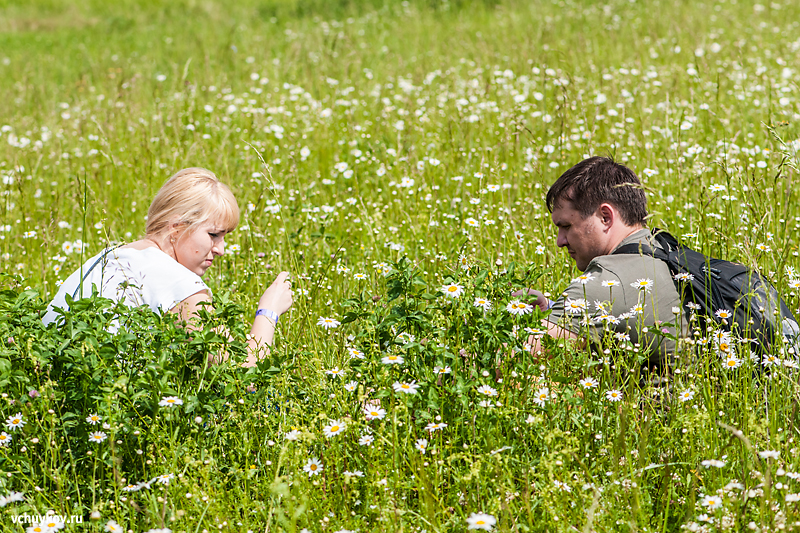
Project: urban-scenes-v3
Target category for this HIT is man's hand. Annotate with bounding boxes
[511,288,549,311]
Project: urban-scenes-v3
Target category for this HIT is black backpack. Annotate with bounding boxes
[613,230,799,353]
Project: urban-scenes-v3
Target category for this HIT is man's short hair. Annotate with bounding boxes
[545,156,648,226]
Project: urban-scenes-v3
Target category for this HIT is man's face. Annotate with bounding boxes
[550,200,608,271]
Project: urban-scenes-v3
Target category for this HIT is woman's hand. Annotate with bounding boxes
[258,271,294,316]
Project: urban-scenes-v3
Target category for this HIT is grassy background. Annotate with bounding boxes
[2,0,800,531]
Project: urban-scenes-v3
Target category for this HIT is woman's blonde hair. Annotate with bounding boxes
[146,167,240,238]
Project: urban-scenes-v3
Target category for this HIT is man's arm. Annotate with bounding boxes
[511,288,581,356]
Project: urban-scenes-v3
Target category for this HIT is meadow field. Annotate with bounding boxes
[2,0,800,530]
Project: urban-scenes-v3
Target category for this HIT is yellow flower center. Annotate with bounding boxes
[330,426,339,432]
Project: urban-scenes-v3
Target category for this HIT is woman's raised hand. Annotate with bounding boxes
[258,271,294,316]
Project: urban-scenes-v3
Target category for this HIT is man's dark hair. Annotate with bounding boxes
[545,156,648,226]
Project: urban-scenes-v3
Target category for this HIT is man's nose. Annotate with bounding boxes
[556,232,568,248]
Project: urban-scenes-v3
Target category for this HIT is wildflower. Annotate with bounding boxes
[434,365,452,375]
[121,484,140,492]
[425,422,448,433]
[762,354,779,367]
[343,381,358,392]
[553,480,572,492]
[476,384,498,397]
[364,406,386,421]
[347,347,365,359]
[466,512,497,531]
[441,283,464,298]
[631,278,654,291]
[700,494,723,509]
[678,389,695,402]
[458,255,470,271]
[758,450,780,459]
[353,272,367,280]
[605,390,623,402]
[27,523,48,533]
[709,184,726,192]
[787,493,800,503]
[105,521,123,533]
[630,303,645,315]
[89,431,108,443]
[565,298,588,314]
[4,413,24,431]
[0,432,12,446]
[393,381,420,394]
[303,457,323,476]
[0,491,24,507]
[415,438,428,454]
[573,273,595,284]
[579,377,599,390]
[715,309,733,320]
[158,396,183,407]
[381,354,405,365]
[724,356,742,369]
[285,430,301,441]
[701,459,726,468]
[343,470,365,479]
[533,387,549,406]
[155,473,174,485]
[674,272,695,282]
[325,367,345,377]
[473,297,492,311]
[86,414,102,425]
[317,317,341,329]
[465,218,480,228]
[601,279,620,287]
[323,420,346,437]
[358,434,375,446]
[506,300,533,315]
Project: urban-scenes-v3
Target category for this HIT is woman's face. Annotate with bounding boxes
[173,222,228,276]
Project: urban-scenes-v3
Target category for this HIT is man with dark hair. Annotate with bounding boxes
[523,157,688,368]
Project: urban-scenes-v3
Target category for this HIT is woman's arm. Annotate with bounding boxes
[171,271,294,367]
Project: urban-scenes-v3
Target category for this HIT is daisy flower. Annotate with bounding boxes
[4,413,24,431]
[533,387,549,406]
[363,406,386,421]
[347,347,365,359]
[325,367,345,377]
[466,512,497,531]
[317,317,341,329]
[158,396,183,407]
[678,389,695,402]
[579,377,599,390]
[473,297,492,311]
[323,420,346,437]
[86,414,102,425]
[415,438,428,454]
[284,430,301,441]
[425,422,448,433]
[506,300,533,315]
[393,381,420,394]
[476,384,498,397]
[155,473,174,485]
[700,494,723,509]
[353,273,367,280]
[343,381,358,392]
[565,298,587,314]
[88,431,108,443]
[605,390,623,402]
[714,309,733,320]
[0,432,12,447]
[105,520,123,533]
[121,484,140,492]
[758,450,780,459]
[464,218,480,228]
[631,278,654,291]
[601,279,620,287]
[673,272,694,282]
[441,283,464,298]
[381,354,405,365]
[572,273,595,284]
[358,434,375,446]
[701,459,726,468]
[434,365,452,375]
[303,457,323,476]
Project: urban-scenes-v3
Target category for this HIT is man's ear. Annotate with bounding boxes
[597,203,615,228]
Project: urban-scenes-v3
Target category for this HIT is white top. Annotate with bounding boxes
[43,246,209,325]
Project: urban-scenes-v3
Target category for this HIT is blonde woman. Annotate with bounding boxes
[43,167,292,366]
